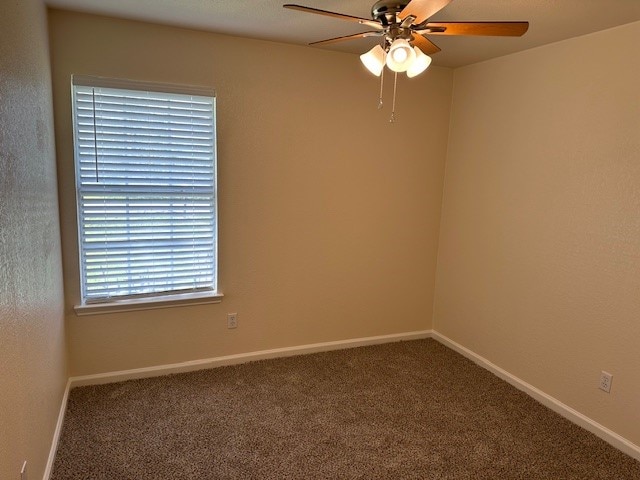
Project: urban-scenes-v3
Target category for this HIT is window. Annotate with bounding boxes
[71,76,219,310]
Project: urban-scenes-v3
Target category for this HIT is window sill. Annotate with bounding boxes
[74,291,224,316]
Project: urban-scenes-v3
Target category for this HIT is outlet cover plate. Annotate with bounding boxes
[599,371,613,393]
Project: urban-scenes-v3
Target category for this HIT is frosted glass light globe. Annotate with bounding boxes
[386,39,416,73]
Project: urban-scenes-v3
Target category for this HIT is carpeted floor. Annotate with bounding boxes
[52,339,640,479]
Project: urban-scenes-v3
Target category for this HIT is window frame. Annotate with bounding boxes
[70,75,223,315]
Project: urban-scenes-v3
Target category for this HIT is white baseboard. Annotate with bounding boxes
[431,331,640,462]
[69,330,433,388]
[43,378,71,480]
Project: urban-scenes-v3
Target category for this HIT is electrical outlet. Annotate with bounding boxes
[599,371,613,393]
[20,461,27,480]
[227,313,237,329]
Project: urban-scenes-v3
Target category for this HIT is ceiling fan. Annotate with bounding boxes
[284,0,529,120]
[284,0,528,59]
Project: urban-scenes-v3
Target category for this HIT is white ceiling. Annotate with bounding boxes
[45,0,640,67]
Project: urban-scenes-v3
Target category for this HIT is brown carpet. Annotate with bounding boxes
[52,339,640,479]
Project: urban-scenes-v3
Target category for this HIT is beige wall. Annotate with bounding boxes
[435,22,640,446]
[0,0,68,479]
[48,10,453,376]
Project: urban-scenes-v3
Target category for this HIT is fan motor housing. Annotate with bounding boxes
[372,0,410,23]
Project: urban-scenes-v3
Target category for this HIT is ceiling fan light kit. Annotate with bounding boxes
[284,0,528,120]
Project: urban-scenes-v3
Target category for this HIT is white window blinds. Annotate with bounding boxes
[71,77,217,303]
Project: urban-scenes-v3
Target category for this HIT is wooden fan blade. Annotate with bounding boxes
[309,31,384,46]
[283,4,382,29]
[425,21,529,36]
[400,0,453,25]
[412,34,441,55]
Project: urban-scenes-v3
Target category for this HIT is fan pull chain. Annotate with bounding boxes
[378,67,384,109]
[390,72,398,123]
